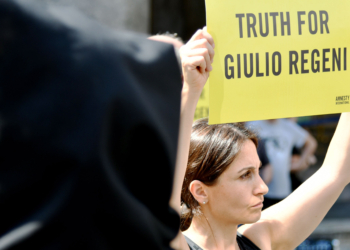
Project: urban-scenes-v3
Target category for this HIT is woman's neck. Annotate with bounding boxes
[183,215,240,250]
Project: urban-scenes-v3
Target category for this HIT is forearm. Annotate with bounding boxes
[169,83,201,213]
[262,167,346,249]
[169,85,200,250]
[323,112,350,180]
[262,112,350,250]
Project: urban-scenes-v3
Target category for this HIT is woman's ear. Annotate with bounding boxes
[189,180,208,204]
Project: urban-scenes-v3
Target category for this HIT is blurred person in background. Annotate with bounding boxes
[257,139,273,185]
[246,119,317,209]
[289,118,318,191]
[242,122,273,185]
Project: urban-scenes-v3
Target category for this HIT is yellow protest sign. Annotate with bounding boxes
[206,0,350,124]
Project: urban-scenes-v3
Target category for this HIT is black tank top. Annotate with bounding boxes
[184,232,261,250]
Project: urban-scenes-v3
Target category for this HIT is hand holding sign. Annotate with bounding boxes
[180,28,215,95]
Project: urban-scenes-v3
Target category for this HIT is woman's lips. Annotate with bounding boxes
[252,201,263,208]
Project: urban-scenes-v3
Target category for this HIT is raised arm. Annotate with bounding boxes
[170,27,215,213]
[169,28,214,249]
[241,113,350,250]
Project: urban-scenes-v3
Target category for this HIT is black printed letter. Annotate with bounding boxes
[290,51,299,74]
[319,11,330,34]
[270,12,279,36]
[323,48,330,72]
[259,13,269,37]
[301,50,309,73]
[311,49,320,73]
[272,52,282,76]
[332,48,341,71]
[244,53,254,78]
[298,11,306,35]
[237,54,242,78]
[236,14,245,38]
[225,55,235,79]
[308,11,318,35]
[280,12,291,36]
[266,52,270,76]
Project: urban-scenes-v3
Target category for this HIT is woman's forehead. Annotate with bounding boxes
[229,140,260,171]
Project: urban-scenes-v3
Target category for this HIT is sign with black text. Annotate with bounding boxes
[206,0,350,124]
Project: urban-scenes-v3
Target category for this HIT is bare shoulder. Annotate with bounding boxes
[237,218,273,250]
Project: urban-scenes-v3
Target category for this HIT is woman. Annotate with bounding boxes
[170,28,350,250]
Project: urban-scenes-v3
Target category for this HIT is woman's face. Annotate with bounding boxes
[205,139,268,225]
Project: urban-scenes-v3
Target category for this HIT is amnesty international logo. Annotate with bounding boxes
[336,95,349,105]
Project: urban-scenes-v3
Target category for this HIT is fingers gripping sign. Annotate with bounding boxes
[180,28,215,95]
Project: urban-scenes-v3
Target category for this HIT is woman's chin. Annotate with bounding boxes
[243,211,262,225]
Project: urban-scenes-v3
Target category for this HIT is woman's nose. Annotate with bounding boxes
[255,175,269,196]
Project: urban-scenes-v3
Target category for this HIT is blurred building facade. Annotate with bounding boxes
[27,0,206,40]
[28,0,151,33]
[151,0,206,41]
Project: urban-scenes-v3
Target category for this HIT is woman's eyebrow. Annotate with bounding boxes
[238,166,255,173]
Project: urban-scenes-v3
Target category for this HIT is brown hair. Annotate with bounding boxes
[180,118,258,231]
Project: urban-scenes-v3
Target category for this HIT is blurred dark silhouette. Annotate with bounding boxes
[0,0,182,249]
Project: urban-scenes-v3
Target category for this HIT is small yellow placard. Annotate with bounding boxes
[206,0,350,124]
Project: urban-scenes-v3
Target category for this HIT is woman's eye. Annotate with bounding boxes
[241,171,252,179]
